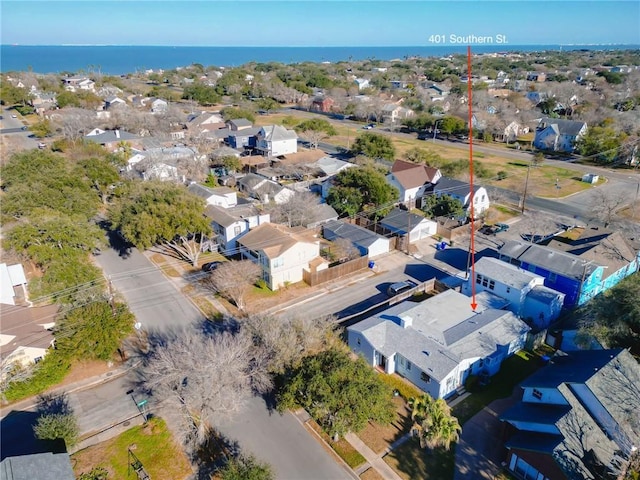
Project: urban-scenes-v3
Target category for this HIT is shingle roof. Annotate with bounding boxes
[238,223,316,259]
[205,203,262,228]
[380,208,432,234]
[260,124,298,142]
[228,118,253,128]
[474,257,541,290]
[0,452,75,480]
[538,117,586,136]
[433,177,472,199]
[499,240,601,281]
[84,130,137,144]
[0,303,59,359]
[188,183,218,199]
[323,220,388,248]
[389,160,440,190]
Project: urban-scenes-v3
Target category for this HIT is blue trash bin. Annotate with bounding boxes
[440,241,447,250]
[368,261,375,269]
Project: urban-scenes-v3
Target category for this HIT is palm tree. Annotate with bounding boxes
[409,395,462,451]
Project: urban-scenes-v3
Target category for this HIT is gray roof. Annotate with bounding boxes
[499,240,601,280]
[188,183,218,199]
[0,452,75,480]
[227,126,261,138]
[84,129,137,144]
[380,208,432,234]
[315,156,354,176]
[211,146,242,158]
[433,177,472,199]
[323,220,388,248]
[228,118,253,128]
[260,124,298,141]
[349,289,529,381]
[538,117,586,136]
[526,285,563,305]
[501,402,571,425]
[474,257,541,290]
[205,203,262,227]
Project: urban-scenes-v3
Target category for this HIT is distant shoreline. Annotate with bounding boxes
[2,44,639,75]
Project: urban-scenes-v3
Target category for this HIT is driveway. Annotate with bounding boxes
[215,395,353,480]
[454,389,521,480]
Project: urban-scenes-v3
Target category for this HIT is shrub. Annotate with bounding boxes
[33,412,79,448]
[3,352,72,402]
[497,170,508,180]
[378,374,422,401]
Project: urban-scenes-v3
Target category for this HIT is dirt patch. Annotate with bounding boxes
[357,397,412,454]
[57,359,119,388]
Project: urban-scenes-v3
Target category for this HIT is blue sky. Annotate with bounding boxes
[1,1,639,46]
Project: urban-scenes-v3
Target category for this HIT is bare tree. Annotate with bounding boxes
[591,190,627,228]
[241,313,336,374]
[333,237,361,261]
[266,191,322,228]
[55,107,95,142]
[520,211,558,243]
[139,328,271,449]
[204,260,261,311]
[162,234,208,267]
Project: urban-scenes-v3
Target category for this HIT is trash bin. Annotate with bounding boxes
[440,241,447,250]
[368,261,375,269]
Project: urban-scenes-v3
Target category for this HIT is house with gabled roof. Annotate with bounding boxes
[84,129,140,152]
[256,125,298,157]
[0,263,27,306]
[227,118,253,131]
[533,117,587,153]
[427,177,490,219]
[499,235,639,306]
[0,452,75,480]
[205,204,270,256]
[237,223,321,290]
[348,289,530,399]
[461,257,565,329]
[226,126,261,150]
[501,349,640,480]
[236,173,295,204]
[322,220,391,258]
[187,111,226,134]
[188,183,237,208]
[379,208,437,243]
[386,159,442,205]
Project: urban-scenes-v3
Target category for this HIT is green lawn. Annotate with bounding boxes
[72,418,192,480]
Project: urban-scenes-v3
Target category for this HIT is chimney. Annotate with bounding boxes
[400,315,413,329]
[115,129,120,139]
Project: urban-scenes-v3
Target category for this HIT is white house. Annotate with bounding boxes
[348,289,530,399]
[0,263,27,306]
[386,160,442,205]
[381,104,415,124]
[205,204,270,256]
[354,78,370,90]
[151,98,168,114]
[188,184,238,208]
[62,76,95,92]
[237,223,321,290]
[461,257,565,328]
[237,173,295,204]
[428,177,490,219]
[379,208,437,243]
[533,117,588,153]
[255,125,298,157]
[323,220,390,258]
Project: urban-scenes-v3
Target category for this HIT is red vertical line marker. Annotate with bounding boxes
[468,45,477,311]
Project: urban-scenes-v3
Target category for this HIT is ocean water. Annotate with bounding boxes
[1,44,637,75]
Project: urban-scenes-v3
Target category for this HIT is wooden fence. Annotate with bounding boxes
[303,255,370,287]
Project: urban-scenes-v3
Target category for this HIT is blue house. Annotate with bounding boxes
[226,126,260,150]
[498,234,639,306]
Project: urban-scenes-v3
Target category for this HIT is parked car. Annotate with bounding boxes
[494,223,510,234]
[387,281,415,296]
[201,261,222,272]
[11,114,17,118]
[38,142,46,149]
[363,124,375,130]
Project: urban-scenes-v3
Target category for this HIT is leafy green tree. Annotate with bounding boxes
[409,395,461,450]
[277,348,395,439]
[422,194,465,219]
[221,107,256,123]
[213,155,242,173]
[351,132,396,160]
[439,116,467,137]
[182,84,221,106]
[403,114,435,131]
[109,181,212,250]
[79,157,120,204]
[597,71,624,84]
[295,118,337,149]
[403,146,444,166]
[0,81,31,106]
[78,467,109,480]
[30,119,54,138]
[576,125,627,164]
[219,455,274,480]
[33,413,79,448]
[327,166,398,218]
[0,150,99,222]
[55,301,134,361]
[256,97,279,113]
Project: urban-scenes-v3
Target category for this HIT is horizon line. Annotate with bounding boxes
[3,43,639,48]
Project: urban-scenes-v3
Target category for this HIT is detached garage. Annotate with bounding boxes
[323,220,391,258]
[380,208,437,243]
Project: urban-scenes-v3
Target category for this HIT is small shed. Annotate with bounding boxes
[581,173,599,184]
[322,220,390,258]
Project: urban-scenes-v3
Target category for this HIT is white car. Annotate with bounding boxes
[11,114,17,118]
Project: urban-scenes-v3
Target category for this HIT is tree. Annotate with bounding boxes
[295,118,337,149]
[182,84,221,106]
[327,166,398,218]
[403,146,443,166]
[409,394,461,450]
[579,273,640,354]
[421,194,465,219]
[79,157,120,204]
[439,116,467,138]
[277,348,395,439]
[213,155,243,173]
[256,97,279,114]
[590,190,627,228]
[266,191,322,228]
[204,260,261,311]
[241,313,336,374]
[108,181,212,251]
[33,393,79,448]
[30,119,54,138]
[219,455,274,480]
[55,300,134,361]
[221,107,256,123]
[351,132,396,160]
[139,328,271,448]
[77,467,109,480]
[577,125,627,164]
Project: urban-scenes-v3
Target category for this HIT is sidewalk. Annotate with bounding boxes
[344,432,405,480]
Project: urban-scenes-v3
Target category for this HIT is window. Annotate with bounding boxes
[549,272,557,283]
[34,356,43,363]
[420,372,431,383]
[482,277,489,287]
[476,274,482,284]
[357,337,361,346]
[407,361,412,371]
[532,388,543,400]
[527,264,536,273]
[506,287,511,294]
[489,280,495,290]
[234,225,242,236]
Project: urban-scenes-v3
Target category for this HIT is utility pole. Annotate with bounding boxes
[107,276,116,316]
[521,163,531,213]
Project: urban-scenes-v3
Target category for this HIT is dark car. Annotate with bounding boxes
[201,261,222,272]
[494,223,510,234]
[387,281,415,297]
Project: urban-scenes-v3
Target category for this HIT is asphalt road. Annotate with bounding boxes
[215,395,352,480]
[93,233,204,333]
